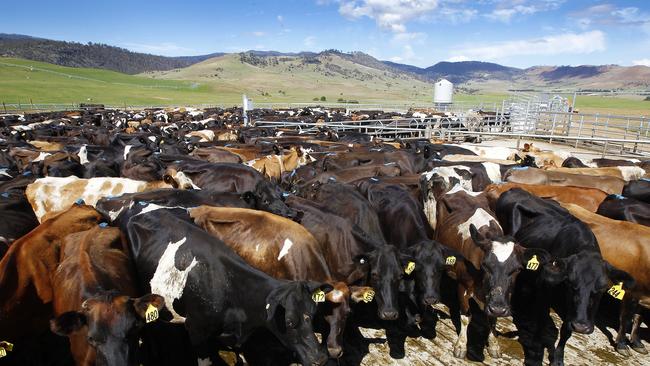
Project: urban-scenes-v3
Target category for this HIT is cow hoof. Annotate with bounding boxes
[631,342,648,355]
[453,345,466,359]
[615,344,631,357]
[488,345,502,359]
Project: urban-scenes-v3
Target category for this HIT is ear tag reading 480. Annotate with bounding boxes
[527,255,540,271]
[145,304,159,323]
[312,290,326,303]
[404,261,416,275]
[608,282,625,300]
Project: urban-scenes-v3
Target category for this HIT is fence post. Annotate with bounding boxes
[575,115,584,148]
[2,102,5,113]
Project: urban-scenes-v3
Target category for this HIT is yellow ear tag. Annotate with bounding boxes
[608,282,625,300]
[312,289,326,303]
[405,261,416,275]
[445,256,456,265]
[527,255,540,271]
[362,289,375,303]
[0,348,5,358]
[145,304,159,323]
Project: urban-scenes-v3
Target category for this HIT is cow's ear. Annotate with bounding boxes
[469,224,490,252]
[520,248,552,271]
[605,262,635,290]
[273,145,281,155]
[133,294,165,320]
[540,258,568,285]
[50,311,87,336]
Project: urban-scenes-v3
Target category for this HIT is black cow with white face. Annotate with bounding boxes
[123,206,330,365]
[495,188,634,366]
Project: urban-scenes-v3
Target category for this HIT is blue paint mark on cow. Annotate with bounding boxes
[640,178,650,182]
[99,222,109,228]
[75,198,85,205]
[22,170,32,176]
[139,201,148,206]
[511,166,529,170]
[370,177,379,182]
[614,194,626,200]
[1,192,9,198]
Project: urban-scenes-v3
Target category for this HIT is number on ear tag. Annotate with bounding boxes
[312,289,326,303]
[145,304,159,323]
[608,282,625,300]
[404,261,416,275]
[362,289,375,303]
[445,256,456,265]
[527,255,540,271]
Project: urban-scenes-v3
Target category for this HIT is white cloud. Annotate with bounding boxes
[303,36,317,47]
[251,31,266,37]
[121,42,193,56]
[633,59,650,67]
[338,0,439,33]
[277,15,284,22]
[390,44,416,63]
[449,30,606,61]
[485,0,564,23]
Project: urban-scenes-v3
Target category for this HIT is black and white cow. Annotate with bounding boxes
[495,188,634,366]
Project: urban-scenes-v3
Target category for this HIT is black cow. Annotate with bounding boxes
[495,188,634,366]
[596,194,650,227]
[623,179,650,203]
[123,206,331,365]
[0,190,39,250]
[162,162,302,221]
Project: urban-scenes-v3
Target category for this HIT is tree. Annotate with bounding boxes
[320,96,326,101]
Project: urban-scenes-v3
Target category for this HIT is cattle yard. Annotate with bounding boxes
[1,104,650,366]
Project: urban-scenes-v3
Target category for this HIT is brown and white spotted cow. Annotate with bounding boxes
[26,176,172,222]
[246,147,315,181]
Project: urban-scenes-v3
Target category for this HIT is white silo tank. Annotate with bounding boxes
[433,79,453,104]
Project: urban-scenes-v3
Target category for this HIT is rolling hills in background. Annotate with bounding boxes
[1,33,649,112]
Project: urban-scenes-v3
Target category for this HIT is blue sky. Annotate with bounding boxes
[2,0,649,68]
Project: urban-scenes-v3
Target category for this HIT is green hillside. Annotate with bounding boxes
[143,52,435,104]
[0,57,218,105]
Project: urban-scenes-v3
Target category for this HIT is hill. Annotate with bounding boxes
[0,57,218,105]
[143,51,434,103]
[0,34,219,74]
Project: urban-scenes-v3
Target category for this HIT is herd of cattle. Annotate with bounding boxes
[0,106,649,366]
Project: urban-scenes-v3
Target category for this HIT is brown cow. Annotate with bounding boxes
[246,147,315,181]
[561,203,650,356]
[0,205,103,347]
[50,226,164,366]
[190,146,242,164]
[504,167,625,195]
[484,182,608,212]
[188,206,371,359]
[545,166,645,182]
[435,188,549,359]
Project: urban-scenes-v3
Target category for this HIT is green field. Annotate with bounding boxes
[0,57,648,117]
[0,57,218,106]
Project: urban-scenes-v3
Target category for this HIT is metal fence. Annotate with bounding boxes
[256,110,650,158]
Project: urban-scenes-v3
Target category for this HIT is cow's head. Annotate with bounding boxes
[469,224,552,317]
[265,281,331,366]
[348,245,414,320]
[252,181,303,222]
[539,252,634,334]
[162,168,198,190]
[403,240,463,307]
[50,293,164,366]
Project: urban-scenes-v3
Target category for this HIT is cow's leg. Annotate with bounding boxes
[487,316,502,358]
[453,286,471,359]
[615,298,633,356]
[550,322,572,366]
[630,312,647,354]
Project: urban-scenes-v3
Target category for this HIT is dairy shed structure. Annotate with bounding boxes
[433,78,453,104]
